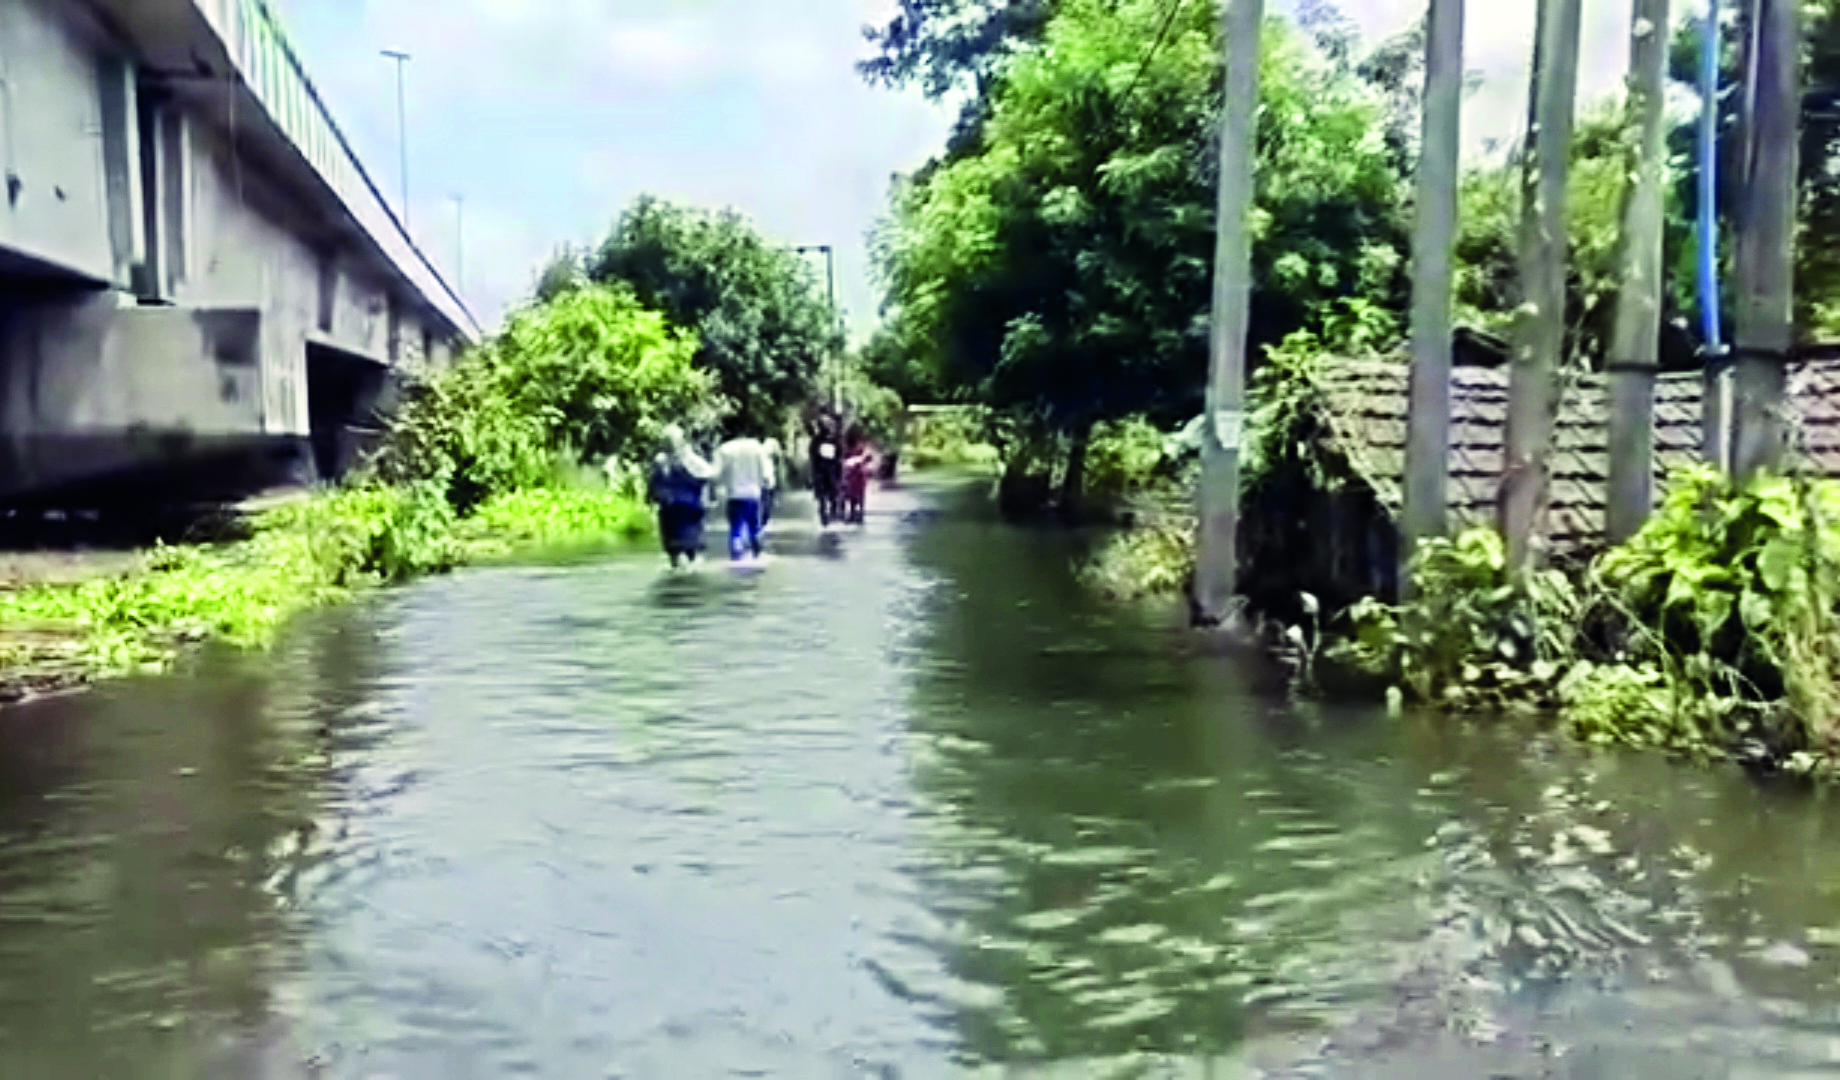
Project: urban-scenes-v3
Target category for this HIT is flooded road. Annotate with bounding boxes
[8,478,1840,1076]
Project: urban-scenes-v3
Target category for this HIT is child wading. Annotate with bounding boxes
[842,429,876,525]
[646,425,713,568]
[714,421,774,561]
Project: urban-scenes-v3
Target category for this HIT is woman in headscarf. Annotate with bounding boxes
[646,424,714,567]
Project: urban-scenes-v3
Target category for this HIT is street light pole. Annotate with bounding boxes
[450,194,465,296]
[381,50,411,230]
[794,244,840,412]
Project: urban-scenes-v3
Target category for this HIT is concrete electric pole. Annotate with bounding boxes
[1499,0,1582,573]
[1605,0,1671,543]
[1193,0,1265,627]
[1729,0,1800,480]
[1402,0,1465,591]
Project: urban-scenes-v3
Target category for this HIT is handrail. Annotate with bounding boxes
[195,0,480,343]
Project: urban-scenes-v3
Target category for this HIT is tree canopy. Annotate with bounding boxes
[586,197,838,434]
[874,0,1407,443]
[858,0,1055,100]
[380,284,717,512]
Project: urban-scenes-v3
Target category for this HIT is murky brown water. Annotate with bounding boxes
[5,478,1840,1077]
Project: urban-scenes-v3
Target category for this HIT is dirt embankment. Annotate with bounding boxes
[0,487,314,705]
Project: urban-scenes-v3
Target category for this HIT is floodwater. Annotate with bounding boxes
[7,480,1840,1078]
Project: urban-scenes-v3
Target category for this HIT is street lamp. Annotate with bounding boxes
[792,244,840,412]
[449,194,465,296]
[381,50,411,229]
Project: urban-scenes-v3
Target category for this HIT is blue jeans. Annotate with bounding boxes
[726,498,762,559]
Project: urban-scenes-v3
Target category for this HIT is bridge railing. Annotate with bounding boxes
[195,0,480,344]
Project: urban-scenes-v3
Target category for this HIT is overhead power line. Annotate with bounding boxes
[1122,0,1192,103]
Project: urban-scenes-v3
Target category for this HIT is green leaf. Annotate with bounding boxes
[1739,589,1773,631]
[1758,537,1801,594]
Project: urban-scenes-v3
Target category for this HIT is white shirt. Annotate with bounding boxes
[714,438,772,502]
[762,439,782,492]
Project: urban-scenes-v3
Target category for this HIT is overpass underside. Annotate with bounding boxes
[0,0,475,511]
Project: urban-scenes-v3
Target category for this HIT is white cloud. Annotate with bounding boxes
[1295,0,1693,160]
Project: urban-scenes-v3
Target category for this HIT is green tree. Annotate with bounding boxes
[1451,105,1689,368]
[586,197,837,433]
[859,323,943,404]
[876,0,1407,502]
[859,0,1054,100]
[379,284,717,512]
[533,245,586,304]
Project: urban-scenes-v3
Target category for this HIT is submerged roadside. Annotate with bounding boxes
[0,281,716,709]
[1071,344,1840,779]
[0,483,654,705]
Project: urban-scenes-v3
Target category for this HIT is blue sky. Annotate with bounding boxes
[273,0,1654,336]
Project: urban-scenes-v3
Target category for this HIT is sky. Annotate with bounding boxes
[272,0,1667,337]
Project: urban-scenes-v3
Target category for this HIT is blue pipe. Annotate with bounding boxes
[1698,0,1722,354]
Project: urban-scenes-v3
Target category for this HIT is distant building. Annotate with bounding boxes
[0,0,478,506]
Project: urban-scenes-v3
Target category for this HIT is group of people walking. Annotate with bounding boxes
[644,415,880,568]
[805,418,877,528]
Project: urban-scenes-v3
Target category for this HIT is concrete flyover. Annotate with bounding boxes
[0,0,480,508]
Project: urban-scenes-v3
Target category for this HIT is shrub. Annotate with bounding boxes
[1333,528,1580,711]
[906,407,999,469]
[375,284,720,511]
[1332,466,1840,769]
[461,487,654,558]
[1084,417,1172,504]
[1575,466,1840,761]
[1079,520,1195,602]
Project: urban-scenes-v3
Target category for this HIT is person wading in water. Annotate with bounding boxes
[760,436,784,534]
[713,420,773,563]
[646,425,714,568]
[842,427,876,525]
[808,416,844,527]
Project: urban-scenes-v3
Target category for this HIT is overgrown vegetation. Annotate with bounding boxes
[1079,518,1194,603]
[1328,468,1840,772]
[584,197,838,434]
[856,0,1840,776]
[0,265,741,702]
[862,0,1840,512]
[905,407,1001,470]
[375,283,717,514]
[1071,336,1840,772]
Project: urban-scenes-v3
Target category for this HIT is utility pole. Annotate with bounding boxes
[1729,0,1799,480]
[381,50,411,230]
[1606,0,1671,543]
[1499,0,1583,573]
[1402,0,1465,592]
[1698,0,1728,469]
[1194,0,1265,627]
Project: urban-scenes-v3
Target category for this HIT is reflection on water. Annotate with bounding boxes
[4,481,1840,1076]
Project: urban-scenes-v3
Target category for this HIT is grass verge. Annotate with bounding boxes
[0,483,654,703]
